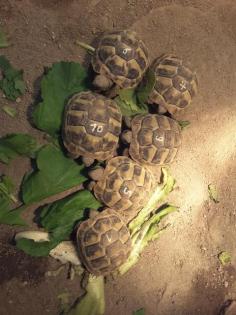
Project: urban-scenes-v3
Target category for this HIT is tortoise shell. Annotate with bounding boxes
[63,91,122,160]
[149,54,198,114]
[93,156,154,222]
[76,208,132,276]
[92,30,149,89]
[129,114,181,165]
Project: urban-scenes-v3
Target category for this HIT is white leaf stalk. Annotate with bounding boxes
[65,275,105,315]
[129,167,175,236]
[15,231,81,266]
[15,169,176,271]
[119,168,177,275]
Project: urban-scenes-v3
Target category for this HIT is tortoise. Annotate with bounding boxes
[121,114,182,166]
[92,30,149,91]
[76,208,132,276]
[62,91,122,166]
[148,54,198,115]
[90,156,154,223]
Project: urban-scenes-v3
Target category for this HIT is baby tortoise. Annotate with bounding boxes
[76,208,132,276]
[148,54,198,114]
[90,156,154,223]
[92,30,149,91]
[121,114,182,166]
[63,91,122,166]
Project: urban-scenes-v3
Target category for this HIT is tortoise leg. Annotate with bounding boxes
[157,105,167,114]
[86,180,96,191]
[88,167,104,181]
[122,148,130,157]
[123,116,131,128]
[93,74,113,91]
[121,130,132,144]
[82,156,95,167]
[89,209,100,218]
[104,85,120,98]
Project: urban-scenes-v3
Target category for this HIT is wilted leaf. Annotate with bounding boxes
[21,145,87,204]
[65,275,105,315]
[33,61,89,136]
[0,133,39,164]
[2,105,17,117]
[115,88,148,117]
[0,29,9,48]
[218,251,231,266]
[120,205,177,275]
[208,184,219,203]
[178,120,190,130]
[133,309,145,315]
[129,168,175,235]
[58,292,71,314]
[137,68,156,105]
[0,55,25,100]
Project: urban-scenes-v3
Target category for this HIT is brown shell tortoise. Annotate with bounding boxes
[92,30,149,91]
[63,91,122,166]
[122,114,182,166]
[148,54,198,114]
[76,208,132,276]
[90,156,154,223]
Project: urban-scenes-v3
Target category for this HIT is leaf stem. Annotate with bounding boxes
[75,41,95,53]
[9,194,17,203]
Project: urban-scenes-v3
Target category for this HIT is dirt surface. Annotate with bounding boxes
[0,0,236,314]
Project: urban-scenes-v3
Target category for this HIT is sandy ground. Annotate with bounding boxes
[0,0,236,314]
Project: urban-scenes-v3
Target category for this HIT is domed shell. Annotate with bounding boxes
[93,156,154,222]
[129,114,182,165]
[76,208,132,276]
[63,91,122,160]
[92,30,149,89]
[149,54,198,114]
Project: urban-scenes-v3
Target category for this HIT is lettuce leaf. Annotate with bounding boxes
[21,145,87,204]
[0,133,39,164]
[33,61,89,136]
[16,190,101,256]
[0,55,25,100]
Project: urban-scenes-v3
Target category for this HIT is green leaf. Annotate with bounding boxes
[40,189,101,237]
[137,68,156,105]
[2,105,18,117]
[115,88,148,117]
[0,175,16,202]
[0,29,9,48]
[0,55,25,100]
[65,275,105,315]
[0,133,39,164]
[178,120,191,130]
[0,204,27,226]
[33,61,89,136]
[208,184,219,203]
[133,309,145,315]
[16,238,56,257]
[218,251,231,266]
[17,190,101,256]
[21,145,87,204]
[0,176,26,226]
